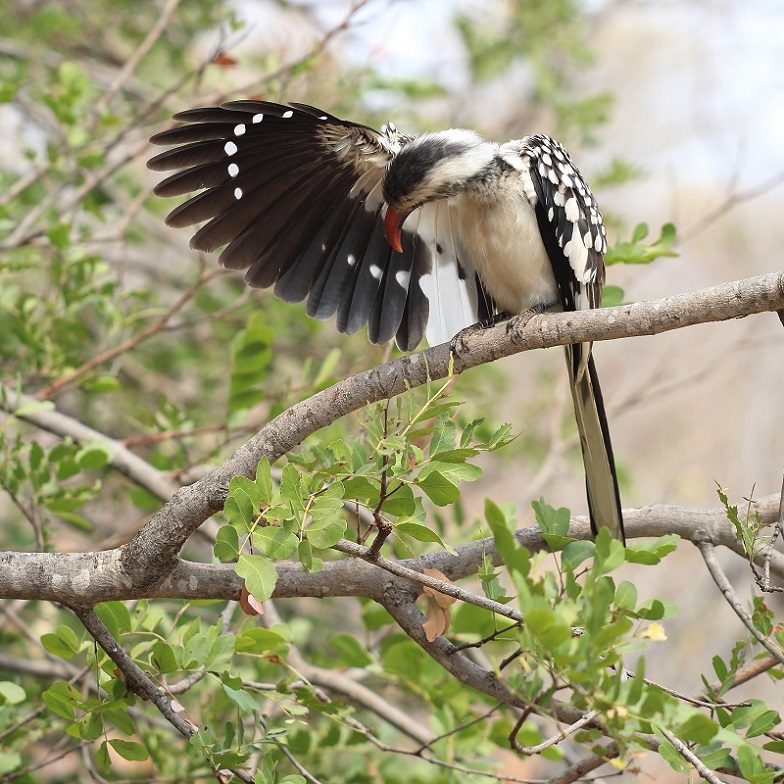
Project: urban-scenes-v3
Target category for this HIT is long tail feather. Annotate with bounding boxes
[565,346,625,543]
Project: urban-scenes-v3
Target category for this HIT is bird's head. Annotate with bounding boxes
[382,129,495,252]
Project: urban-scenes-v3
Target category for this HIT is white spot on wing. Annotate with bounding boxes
[234,187,243,200]
[282,110,294,119]
[564,237,589,278]
[234,124,246,136]
[252,114,263,123]
[228,163,239,178]
[224,141,238,156]
[565,197,580,221]
[369,264,382,280]
[395,270,410,289]
[347,254,356,267]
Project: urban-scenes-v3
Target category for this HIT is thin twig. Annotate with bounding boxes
[697,540,784,666]
[36,266,223,399]
[334,538,524,624]
[658,726,726,784]
[72,607,196,736]
[1,384,179,502]
[546,744,621,784]
[261,600,435,745]
[757,469,784,592]
[697,654,780,700]
[510,710,597,755]
[94,0,182,115]
[73,607,257,782]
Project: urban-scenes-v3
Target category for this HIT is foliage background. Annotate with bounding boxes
[1,0,784,782]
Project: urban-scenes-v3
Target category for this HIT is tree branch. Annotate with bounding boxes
[0,386,178,502]
[697,540,784,666]
[122,271,784,587]
[1,494,782,603]
[71,606,196,738]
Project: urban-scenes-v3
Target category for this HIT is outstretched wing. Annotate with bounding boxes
[148,101,487,351]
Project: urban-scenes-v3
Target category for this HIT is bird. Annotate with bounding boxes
[147,100,625,543]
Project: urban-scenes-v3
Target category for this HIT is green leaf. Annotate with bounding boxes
[108,739,148,761]
[395,521,456,554]
[532,500,571,537]
[606,223,678,266]
[601,284,624,307]
[229,476,261,525]
[280,463,305,510]
[42,682,83,719]
[614,580,638,611]
[95,741,111,775]
[0,681,25,705]
[75,442,112,469]
[309,487,345,524]
[591,528,626,574]
[95,602,131,638]
[415,470,460,506]
[342,475,379,503]
[526,607,573,650]
[747,709,780,738]
[313,347,341,387]
[560,539,595,571]
[236,554,278,603]
[306,517,347,549]
[214,524,240,562]
[12,399,56,418]
[624,534,679,564]
[235,628,289,655]
[255,457,274,505]
[382,483,416,516]
[429,418,457,455]
[485,498,530,577]
[206,634,235,672]
[677,713,718,744]
[150,641,179,674]
[253,526,298,559]
[425,459,482,483]
[298,538,314,571]
[731,701,780,737]
[41,624,81,658]
[0,750,21,775]
[329,633,374,667]
[222,683,258,713]
[736,741,766,779]
[229,313,273,411]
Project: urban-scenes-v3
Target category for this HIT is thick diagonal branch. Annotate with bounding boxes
[122,271,784,587]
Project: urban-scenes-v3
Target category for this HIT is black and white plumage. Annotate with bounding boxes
[148,100,624,542]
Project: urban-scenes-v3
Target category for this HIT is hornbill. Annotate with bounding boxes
[148,101,625,542]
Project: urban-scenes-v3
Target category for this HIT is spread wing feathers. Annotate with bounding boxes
[148,100,449,351]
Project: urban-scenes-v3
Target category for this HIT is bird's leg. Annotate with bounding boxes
[450,311,513,357]
[506,302,555,343]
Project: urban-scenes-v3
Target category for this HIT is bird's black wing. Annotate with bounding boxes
[515,134,606,314]
[148,101,484,351]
